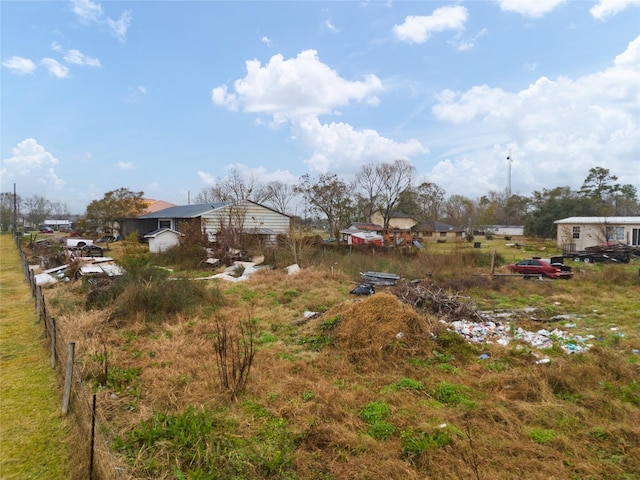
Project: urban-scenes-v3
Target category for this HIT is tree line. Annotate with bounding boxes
[2,165,637,239]
[0,193,70,232]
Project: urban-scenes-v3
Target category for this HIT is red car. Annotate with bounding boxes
[507,258,573,279]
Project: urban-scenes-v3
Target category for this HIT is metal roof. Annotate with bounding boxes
[137,202,230,219]
[144,228,183,238]
[554,216,640,224]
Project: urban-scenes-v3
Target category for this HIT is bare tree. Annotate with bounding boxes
[355,162,382,222]
[263,181,296,214]
[415,182,445,220]
[0,192,21,232]
[376,159,415,229]
[195,167,270,204]
[442,194,475,229]
[23,195,51,227]
[49,200,70,218]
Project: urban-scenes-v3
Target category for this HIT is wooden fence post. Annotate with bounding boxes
[36,286,42,322]
[50,317,56,368]
[490,248,496,275]
[90,394,97,480]
[62,342,75,415]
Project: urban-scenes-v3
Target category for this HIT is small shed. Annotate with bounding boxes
[144,228,183,253]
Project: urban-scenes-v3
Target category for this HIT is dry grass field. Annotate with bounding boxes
[17,234,640,479]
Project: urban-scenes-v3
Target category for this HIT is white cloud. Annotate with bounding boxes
[40,58,70,78]
[590,0,640,20]
[294,116,428,174]
[115,161,134,169]
[107,10,132,43]
[495,0,568,18]
[448,28,487,52]
[212,49,428,178]
[2,56,36,75]
[70,0,103,24]
[198,164,297,187]
[429,35,640,197]
[325,18,339,33]
[0,139,64,191]
[64,49,101,67]
[197,171,216,186]
[261,36,272,46]
[393,6,468,44]
[70,0,132,42]
[212,49,383,120]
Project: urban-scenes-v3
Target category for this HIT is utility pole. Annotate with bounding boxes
[506,151,513,198]
[13,183,17,235]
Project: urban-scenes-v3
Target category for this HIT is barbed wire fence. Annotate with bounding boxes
[14,235,131,480]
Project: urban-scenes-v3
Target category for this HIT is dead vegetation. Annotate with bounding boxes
[32,239,640,480]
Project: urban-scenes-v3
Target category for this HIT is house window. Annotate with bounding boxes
[425,232,433,237]
[606,226,624,242]
[159,220,171,229]
[572,226,580,239]
[632,228,639,246]
[440,232,447,237]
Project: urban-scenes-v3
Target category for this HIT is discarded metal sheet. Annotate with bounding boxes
[360,271,400,285]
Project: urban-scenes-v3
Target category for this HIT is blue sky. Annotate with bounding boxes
[1,0,639,214]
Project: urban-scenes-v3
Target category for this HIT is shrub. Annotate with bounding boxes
[360,401,395,440]
[528,427,556,445]
[429,381,475,407]
[401,428,453,466]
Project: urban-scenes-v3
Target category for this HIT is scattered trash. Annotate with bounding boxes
[350,283,375,296]
[286,264,301,275]
[444,319,595,354]
[479,353,490,360]
[535,358,551,364]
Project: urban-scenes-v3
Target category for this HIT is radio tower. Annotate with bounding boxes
[506,150,513,198]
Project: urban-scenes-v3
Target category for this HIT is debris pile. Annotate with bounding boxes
[389,280,483,321]
[327,292,439,363]
[445,319,595,353]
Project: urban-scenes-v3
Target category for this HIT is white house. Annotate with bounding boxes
[144,228,183,253]
[554,216,640,251]
[136,200,290,246]
[482,225,524,236]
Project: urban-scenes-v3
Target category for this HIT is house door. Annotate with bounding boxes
[632,228,640,246]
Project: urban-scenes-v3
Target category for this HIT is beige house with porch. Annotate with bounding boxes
[554,216,640,252]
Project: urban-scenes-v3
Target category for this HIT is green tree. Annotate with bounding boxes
[525,186,595,238]
[613,184,640,215]
[85,188,147,234]
[579,166,619,200]
[294,173,354,242]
